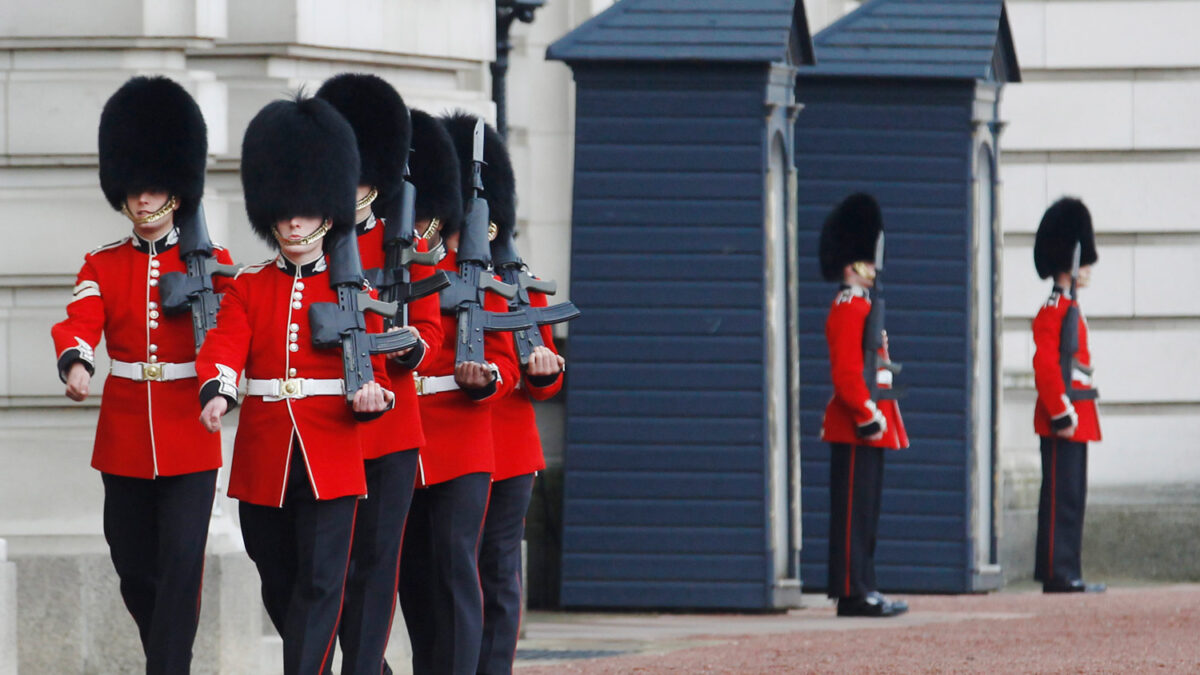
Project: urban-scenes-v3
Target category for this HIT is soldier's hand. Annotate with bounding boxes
[65,363,91,401]
[353,381,393,413]
[455,361,496,390]
[200,397,228,433]
[865,430,885,442]
[385,326,420,359]
[1056,424,1077,438]
[525,346,564,378]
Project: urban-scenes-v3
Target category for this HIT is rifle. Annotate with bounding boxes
[373,160,451,329]
[310,226,418,403]
[491,232,580,366]
[862,232,902,402]
[159,203,242,351]
[1060,242,1099,401]
[438,118,533,365]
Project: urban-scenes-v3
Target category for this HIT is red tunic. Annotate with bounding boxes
[355,215,443,459]
[820,286,908,450]
[1032,289,1101,441]
[50,229,233,478]
[415,249,520,487]
[195,255,391,506]
[490,290,562,481]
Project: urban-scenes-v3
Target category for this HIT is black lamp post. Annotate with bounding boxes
[493,0,544,139]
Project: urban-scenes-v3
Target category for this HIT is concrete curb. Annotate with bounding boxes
[0,540,16,675]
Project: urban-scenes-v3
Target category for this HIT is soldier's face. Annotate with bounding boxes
[275,216,326,257]
[125,190,176,232]
[847,262,876,287]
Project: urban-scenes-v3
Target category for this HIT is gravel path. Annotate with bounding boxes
[516,584,1200,673]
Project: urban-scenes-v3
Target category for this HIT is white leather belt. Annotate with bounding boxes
[246,377,345,401]
[413,374,460,396]
[1071,367,1093,387]
[876,370,893,387]
[110,359,196,382]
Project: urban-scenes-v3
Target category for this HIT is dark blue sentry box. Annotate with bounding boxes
[794,0,1021,594]
[548,0,815,609]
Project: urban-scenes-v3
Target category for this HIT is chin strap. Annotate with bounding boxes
[121,196,178,225]
[274,219,332,247]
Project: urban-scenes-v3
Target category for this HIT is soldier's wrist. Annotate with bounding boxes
[57,350,95,384]
[465,363,501,401]
[1050,409,1076,431]
[199,380,238,413]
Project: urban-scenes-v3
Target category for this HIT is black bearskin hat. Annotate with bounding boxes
[409,109,464,236]
[441,111,517,242]
[1034,197,1098,279]
[240,95,360,247]
[818,193,883,281]
[98,76,207,222]
[315,73,411,222]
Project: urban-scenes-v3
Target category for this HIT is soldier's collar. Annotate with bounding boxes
[1052,285,1072,300]
[275,254,328,278]
[356,212,379,236]
[131,227,179,255]
[839,283,870,298]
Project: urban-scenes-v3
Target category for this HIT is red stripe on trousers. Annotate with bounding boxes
[1048,438,1057,580]
[474,483,493,630]
[319,501,359,674]
[844,445,856,598]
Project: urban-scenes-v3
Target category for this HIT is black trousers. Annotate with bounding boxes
[826,444,885,599]
[330,449,418,675]
[397,472,492,675]
[101,469,217,675]
[477,473,535,675]
[240,447,358,675]
[1035,437,1089,584]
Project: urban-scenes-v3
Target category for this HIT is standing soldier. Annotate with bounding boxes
[473,121,565,675]
[397,111,520,675]
[817,193,909,618]
[50,76,229,674]
[315,73,443,673]
[195,94,395,675]
[1031,197,1105,594]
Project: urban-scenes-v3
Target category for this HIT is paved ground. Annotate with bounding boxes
[515,582,1200,673]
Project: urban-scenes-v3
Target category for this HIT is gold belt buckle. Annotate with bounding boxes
[280,378,302,398]
[414,377,426,396]
[141,363,163,381]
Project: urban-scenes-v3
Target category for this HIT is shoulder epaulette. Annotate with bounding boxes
[835,286,870,305]
[235,259,274,279]
[87,237,131,256]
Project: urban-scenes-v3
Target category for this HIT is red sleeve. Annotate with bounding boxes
[826,298,875,425]
[406,239,443,370]
[523,289,564,401]
[477,284,519,403]
[212,246,239,294]
[195,276,251,410]
[1032,299,1073,420]
[50,256,105,382]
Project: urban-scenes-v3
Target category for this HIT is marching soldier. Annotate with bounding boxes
[475,122,565,675]
[195,94,395,675]
[818,193,909,618]
[1031,197,1105,594]
[314,73,443,674]
[50,76,229,674]
[397,111,520,675]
